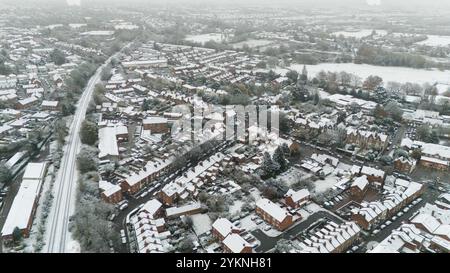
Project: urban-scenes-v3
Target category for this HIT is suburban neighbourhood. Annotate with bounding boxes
[0,0,450,255]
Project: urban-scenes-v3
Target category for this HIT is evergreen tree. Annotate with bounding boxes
[273,147,288,172]
[80,120,98,146]
[261,152,280,177]
[300,65,308,81]
[280,143,290,155]
[12,227,22,243]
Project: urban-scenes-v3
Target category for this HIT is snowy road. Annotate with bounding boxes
[43,49,127,253]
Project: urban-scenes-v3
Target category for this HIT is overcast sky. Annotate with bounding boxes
[2,0,450,11]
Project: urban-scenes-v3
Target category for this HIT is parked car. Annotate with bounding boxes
[108,213,116,221]
[119,203,129,211]
[139,191,148,198]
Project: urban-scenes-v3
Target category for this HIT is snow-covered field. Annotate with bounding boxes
[191,213,212,236]
[416,35,450,47]
[249,188,262,201]
[332,29,387,39]
[276,167,312,187]
[185,33,226,44]
[277,63,450,93]
[232,39,273,49]
[313,175,340,194]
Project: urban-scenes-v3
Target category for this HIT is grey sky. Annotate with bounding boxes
[2,0,450,11]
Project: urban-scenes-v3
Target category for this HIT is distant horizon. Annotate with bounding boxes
[1,0,450,11]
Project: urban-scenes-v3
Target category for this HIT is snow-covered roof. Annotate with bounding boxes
[369,224,423,253]
[41,100,59,107]
[411,213,440,233]
[140,199,162,218]
[99,180,121,197]
[143,117,168,124]
[22,162,47,180]
[352,175,369,191]
[285,189,310,203]
[361,166,385,178]
[165,202,201,218]
[401,138,450,160]
[212,218,238,238]
[1,162,46,237]
[98,126,119,158]
[223,233,251,253]
[298,221,360,253]
[256,198,291,223]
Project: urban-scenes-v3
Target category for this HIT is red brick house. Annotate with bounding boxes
[284,189,310,208]
[349,175,369,198]
[211,218,241,241]
[256,198,293,231]
[222,233,253,253]
[142,117,169,134]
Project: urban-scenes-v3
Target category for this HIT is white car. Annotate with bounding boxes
[263,226,271,231]
[119,203,129,211]
[398,212,404,217]
[373,229,380,235]
[386,221,392,225]
[139,191,148,198]
[380,224,386,229]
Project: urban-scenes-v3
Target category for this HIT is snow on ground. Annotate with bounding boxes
[276,63,450,93]
[336,162,352,172]
[240,214,258,232]
[332,29,387,39]
[232,39,273,49]
[312,174,340,194]
[249,188,262,201]
[416,35,450,47]
[436,84,450,94]
[67,237,81,253]
[304,202,325,214]
[229,200,244,215]
[191,213,212,236]
[366,241,379,250]
[260,224,283,237]
[185,33,227,44]
[276,167,312,187]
